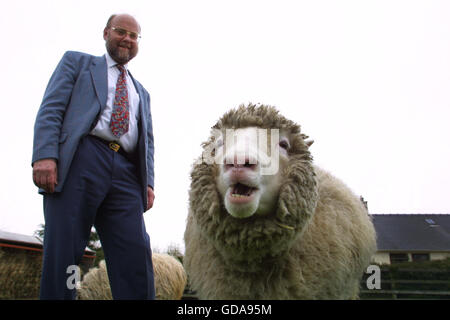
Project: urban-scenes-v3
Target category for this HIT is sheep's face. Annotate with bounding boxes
[188,104,318,262]
[215,127,290,218]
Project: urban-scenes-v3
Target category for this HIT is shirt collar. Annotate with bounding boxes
[105,52,129,71]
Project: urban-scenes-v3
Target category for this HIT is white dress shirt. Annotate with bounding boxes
[90,52,140,153]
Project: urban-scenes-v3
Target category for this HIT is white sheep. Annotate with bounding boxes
[184,103,376,299]
[78,253,187,300]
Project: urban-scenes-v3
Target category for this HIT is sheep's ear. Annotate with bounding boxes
[300,134,314,148]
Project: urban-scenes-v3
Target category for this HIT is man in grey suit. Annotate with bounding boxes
[32,13,156,299]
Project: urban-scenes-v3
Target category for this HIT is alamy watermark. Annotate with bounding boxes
[365,265,381,290]
[66,265,81,290]
[196,128,280,175]
[65,263,380,292]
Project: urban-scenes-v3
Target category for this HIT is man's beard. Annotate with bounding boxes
[106,41,137,65]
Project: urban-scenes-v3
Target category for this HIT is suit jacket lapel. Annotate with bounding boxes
[90,55,108,113]
[129,72,146,129]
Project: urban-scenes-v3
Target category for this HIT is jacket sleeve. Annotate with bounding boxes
[146,92,155,189]
[32,51,78,165]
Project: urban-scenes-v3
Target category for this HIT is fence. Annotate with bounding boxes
[360,266,450,300]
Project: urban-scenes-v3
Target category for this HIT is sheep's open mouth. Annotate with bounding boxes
[230,183,257,198]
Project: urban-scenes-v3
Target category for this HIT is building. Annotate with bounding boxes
[0,230,96,264]
[371,214,450,265]
[0,230,95,299]
[0,230,43,253]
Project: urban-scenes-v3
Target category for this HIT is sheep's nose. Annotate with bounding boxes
[224,155,258,171]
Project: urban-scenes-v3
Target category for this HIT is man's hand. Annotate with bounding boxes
[33,159,58,193]
[146,186,155,211]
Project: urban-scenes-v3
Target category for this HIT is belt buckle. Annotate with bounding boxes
[108,142,120,152]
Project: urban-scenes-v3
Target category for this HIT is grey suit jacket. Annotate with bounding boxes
[32,51,154,208]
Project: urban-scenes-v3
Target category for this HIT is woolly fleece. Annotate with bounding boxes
[184,104,376,299]
[78,253,187,300]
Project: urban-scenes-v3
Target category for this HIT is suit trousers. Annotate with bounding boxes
[39,135,155,300]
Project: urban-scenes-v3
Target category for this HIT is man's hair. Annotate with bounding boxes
[106,14,117,29]
[105,14,141,33]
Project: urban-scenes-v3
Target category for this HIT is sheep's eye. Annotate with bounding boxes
[279,140,290,150]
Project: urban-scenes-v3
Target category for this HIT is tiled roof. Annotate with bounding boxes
[371,214,450,252]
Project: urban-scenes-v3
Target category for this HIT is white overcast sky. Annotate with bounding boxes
[1,0,449,252]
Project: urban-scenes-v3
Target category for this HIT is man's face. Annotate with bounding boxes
[104,15,140,65]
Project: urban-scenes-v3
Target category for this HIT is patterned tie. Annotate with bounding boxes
[110,65,129,138]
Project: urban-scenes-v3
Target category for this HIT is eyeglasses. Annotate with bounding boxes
[111,27,141,42]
